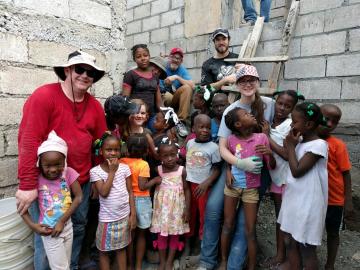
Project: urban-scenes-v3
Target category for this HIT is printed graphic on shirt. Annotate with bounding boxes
[216,65,235,81]
[187,149,208,167]
[40,178,72,227]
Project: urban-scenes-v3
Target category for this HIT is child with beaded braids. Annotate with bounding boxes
[150,137,191,270]
[193,85,215,116]
[277,102,328,270]
[260,90,305,268]
[90,132,136,270]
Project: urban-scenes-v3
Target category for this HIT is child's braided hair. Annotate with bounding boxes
[93,131,119,156]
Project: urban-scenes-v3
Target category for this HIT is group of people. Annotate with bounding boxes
[15,26,354,270]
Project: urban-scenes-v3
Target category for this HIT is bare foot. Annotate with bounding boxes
[259,256,283,268]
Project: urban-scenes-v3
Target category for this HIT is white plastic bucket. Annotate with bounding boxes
[0,197,33,270]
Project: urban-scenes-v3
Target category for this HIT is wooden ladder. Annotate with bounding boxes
[223,0,300,99]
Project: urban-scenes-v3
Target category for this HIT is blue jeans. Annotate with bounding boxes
[241,0,272,22]
[200,165,247,270]
[29,181,91,270]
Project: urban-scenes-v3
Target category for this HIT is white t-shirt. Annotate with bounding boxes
[278,139,328,246]
[269,118,292,186]
[90,164,131,222]
[218,96,275,138]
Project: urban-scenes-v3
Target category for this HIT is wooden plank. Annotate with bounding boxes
[224,55,289,63]
[268,0,300,90]
[239,33,251,58]
[243,16,264,57]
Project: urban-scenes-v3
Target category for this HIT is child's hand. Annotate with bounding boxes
[226,169,234,188]
[32,224,53,236]
[193,181,210,199]
[255,144,272,155]
[107,158,119,173]
[261,121,270,135]
[153,176,162,185]
[90,183,99,199]
[52,220,65,237]
[182,208,190,223]
[285,128,300,147]
[129,214,137,230]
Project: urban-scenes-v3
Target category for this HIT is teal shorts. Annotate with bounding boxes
[135,196,153,229]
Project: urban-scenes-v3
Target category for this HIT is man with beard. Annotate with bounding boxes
[161,47,194,136]
[201,28,238,90]
[197,28,249,270]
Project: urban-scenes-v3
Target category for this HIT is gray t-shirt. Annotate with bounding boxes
[218,96,275,138]
[186,139,221,184]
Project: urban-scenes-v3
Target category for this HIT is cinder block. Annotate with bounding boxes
[273,0,285,9]
[284,58,326,79]
[331,102,360,124]
[187,68,201,84]
[278,80,298,91]
[151,0,170,15]
[301,32,346,56]
[0,158,18,188]
[298,79,341,100]
[172,0,184,8]
[69,0,111,28]
[160,9,182,27]
[289,38,301,58]
[350,29,360,52]
[148,43,163,58]
[134,4,151,20]
[126,9,134,22]
[255,40,282,57]
[0,98,26,125]
[142,15,160,31]
[186,36,208,52]
[133,32,150,45]
[350,0,360,3]
[125,35,134,50]
[261,20,284,41]
[151,28,169,43]
[270,7,287,19]
[0,185,17,199]
[83,49,107,72]
[170,24,184,40]
[165,39,187,55]
[0,67,57,95]
[196,51,208,68]
[342,77,360,99]
[29,41,76,67]
[93,76,114,98]
[295,12,324,37]
[127,0,142,9]
[4,129,18,156]
[300,0,343,15]
[0,33,28,63]
[126,20,142,35]
[327,54,360,77]
[253,63,273,81]
[14,0,69,18]
[106,49,128,91]
[324,5,360,32]
[182,53,197,69]
[229,26,252,46]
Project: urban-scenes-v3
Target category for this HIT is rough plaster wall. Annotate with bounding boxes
[0,0,127,198]
[125,0,360,166]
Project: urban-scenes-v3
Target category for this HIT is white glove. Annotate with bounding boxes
[235,156,263,174]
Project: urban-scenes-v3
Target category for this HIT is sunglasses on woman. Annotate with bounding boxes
[73,65,97,78]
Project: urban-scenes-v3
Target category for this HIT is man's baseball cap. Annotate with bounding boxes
[211,28,230,41]
[170,47,184,58]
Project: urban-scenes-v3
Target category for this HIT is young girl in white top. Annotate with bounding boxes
[260,90,305,268]
[278,102,328,270]
[90,132,136,270]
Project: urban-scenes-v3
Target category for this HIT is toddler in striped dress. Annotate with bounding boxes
[90,132,136,270]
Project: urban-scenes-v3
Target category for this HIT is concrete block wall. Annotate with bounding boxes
[125,0,360,166]
[0,0,127,198]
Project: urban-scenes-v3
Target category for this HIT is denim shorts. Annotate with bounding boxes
[135,196,153,229]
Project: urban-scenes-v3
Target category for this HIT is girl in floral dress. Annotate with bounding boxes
[150,137,191,270]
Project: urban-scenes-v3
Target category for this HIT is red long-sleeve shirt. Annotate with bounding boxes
[18,83,107,190]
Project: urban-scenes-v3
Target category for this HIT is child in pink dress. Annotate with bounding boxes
[150,137,191,270]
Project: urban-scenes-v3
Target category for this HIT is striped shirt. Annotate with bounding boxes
[90,164,131,222]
